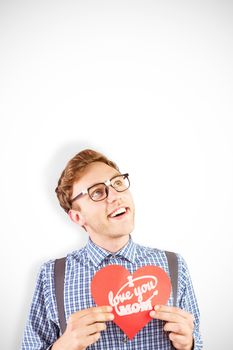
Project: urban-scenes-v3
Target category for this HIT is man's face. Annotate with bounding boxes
[70,161,135,244]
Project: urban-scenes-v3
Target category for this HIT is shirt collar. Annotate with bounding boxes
[85,236,137,267]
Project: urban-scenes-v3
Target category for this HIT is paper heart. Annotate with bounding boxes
[91,265,171,339]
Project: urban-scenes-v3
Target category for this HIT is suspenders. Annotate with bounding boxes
[165,251,178,307]
[54,257,66,335]
[54,251,178,335]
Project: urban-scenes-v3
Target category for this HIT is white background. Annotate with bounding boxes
[0,1,233,349]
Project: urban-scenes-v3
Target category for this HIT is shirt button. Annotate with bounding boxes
[122,335,128,343]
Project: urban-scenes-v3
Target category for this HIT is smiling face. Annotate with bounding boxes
[69,161,135,251]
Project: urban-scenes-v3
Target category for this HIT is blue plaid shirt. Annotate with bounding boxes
[20,238,203,349]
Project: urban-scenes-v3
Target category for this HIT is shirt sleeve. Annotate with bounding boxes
[177,254,203,350]
[20,262,60,350]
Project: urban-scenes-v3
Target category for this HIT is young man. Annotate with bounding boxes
[20,149,202,350]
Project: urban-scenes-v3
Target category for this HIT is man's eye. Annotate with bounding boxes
[91,187,105,199]
[114,180,123,186]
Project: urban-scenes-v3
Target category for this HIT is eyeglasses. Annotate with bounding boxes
[71,173,130,203]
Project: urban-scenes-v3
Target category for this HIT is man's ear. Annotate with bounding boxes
[68,209,85,226]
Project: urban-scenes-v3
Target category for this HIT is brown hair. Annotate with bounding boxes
[55,149,119,213]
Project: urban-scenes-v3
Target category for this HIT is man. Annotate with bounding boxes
[21,149,202,350]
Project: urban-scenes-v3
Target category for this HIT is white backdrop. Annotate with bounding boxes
[1,1,233,349]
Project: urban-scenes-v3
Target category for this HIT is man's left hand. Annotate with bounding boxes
[150,305,194,350]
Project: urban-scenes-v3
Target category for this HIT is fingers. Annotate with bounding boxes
[68,305,114,330]
[168,333,194,350]
[85,322,107,336]
[150,305,194,328]
[52,306,114,350]
[151,305,193,319]
[168,332,189,345]
[150,305,194,350]
[84,332,101,348]
[164,322,189,335]
[73,305,113,319]
[82,311,114,327]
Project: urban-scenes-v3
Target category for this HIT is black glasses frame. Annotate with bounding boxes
[71,173,130,203]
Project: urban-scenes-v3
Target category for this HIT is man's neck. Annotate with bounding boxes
[89,234,130,253]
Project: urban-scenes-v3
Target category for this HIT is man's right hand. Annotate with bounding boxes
[51,305,114,350]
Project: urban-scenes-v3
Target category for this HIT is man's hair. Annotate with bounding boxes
[55,149,119,213]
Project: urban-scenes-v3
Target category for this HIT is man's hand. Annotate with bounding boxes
[150,305,194,350]
[52,305,114,350]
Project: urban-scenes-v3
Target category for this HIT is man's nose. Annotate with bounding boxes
[106,186,120,203]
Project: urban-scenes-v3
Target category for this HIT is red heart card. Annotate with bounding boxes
[91,265,171,339]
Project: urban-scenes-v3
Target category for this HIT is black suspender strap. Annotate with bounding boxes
[54,257,66,335]
[165,251,178,307]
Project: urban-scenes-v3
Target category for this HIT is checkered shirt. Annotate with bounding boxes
[20,237,203,350]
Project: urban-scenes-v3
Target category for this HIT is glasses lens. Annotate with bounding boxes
[89,184,107,201]
[111,174,129,192]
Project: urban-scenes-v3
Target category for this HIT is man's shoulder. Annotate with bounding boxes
[41,246,86,270]
[135,241,173,257]
[134,242,186,267]
[134,242,165,263]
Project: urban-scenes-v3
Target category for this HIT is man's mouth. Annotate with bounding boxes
[108,207,129,219]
